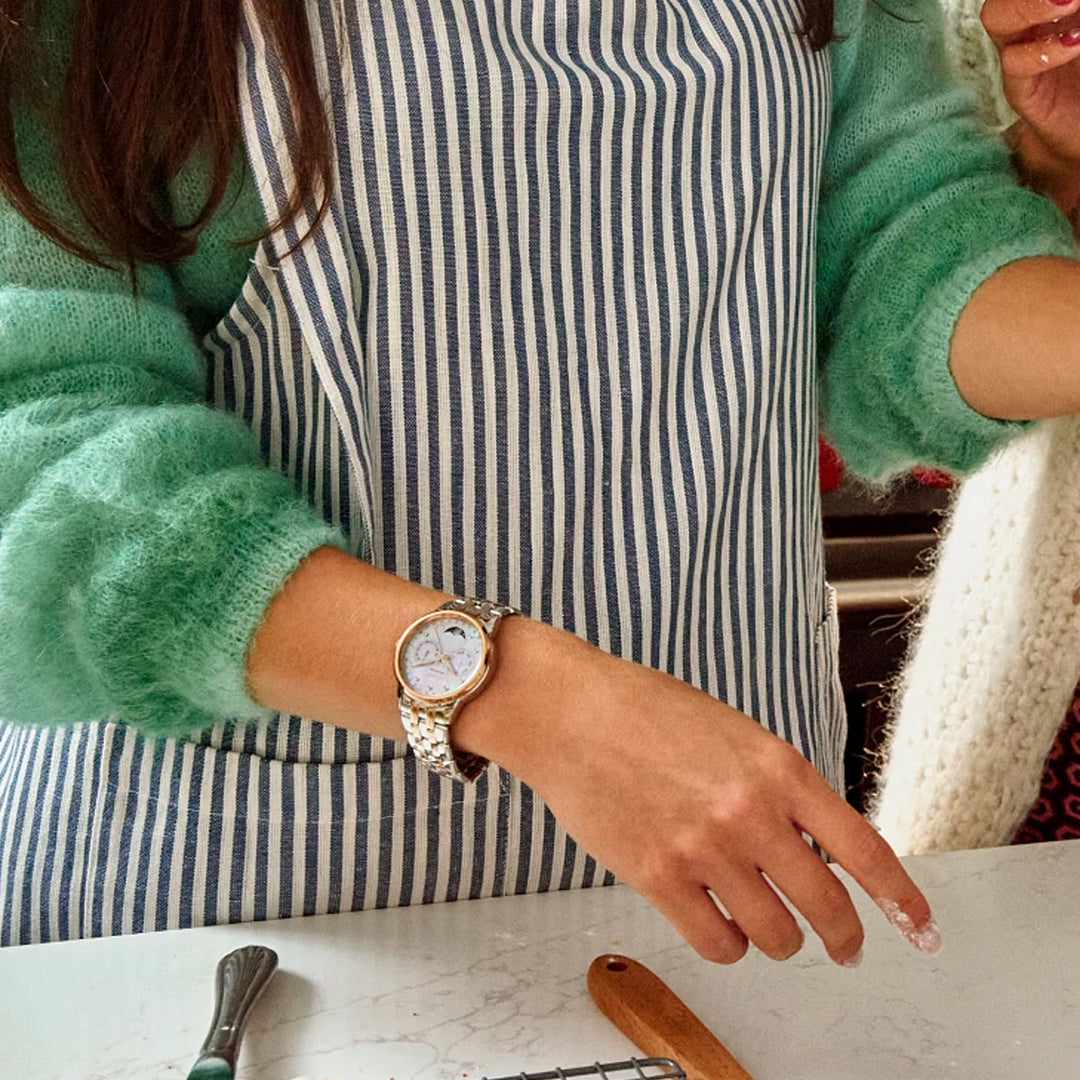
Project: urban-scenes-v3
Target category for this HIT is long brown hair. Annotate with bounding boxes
[0,0,833,270]
[0,0,331,268]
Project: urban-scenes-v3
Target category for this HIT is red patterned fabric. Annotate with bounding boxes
[909,466,954,489]
[1012,685,1080,845]
[819,437,845,492]
[816,440,953,493]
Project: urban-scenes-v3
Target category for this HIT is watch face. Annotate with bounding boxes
[399,613,486,701]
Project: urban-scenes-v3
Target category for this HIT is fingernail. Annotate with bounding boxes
[1061,28,1080,44]
[777,933,804,961]
[911,918,942,956]
[877,899,943,955]
[841,948,863,969]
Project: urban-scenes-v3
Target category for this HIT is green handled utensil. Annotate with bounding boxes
[187,945,279,1080]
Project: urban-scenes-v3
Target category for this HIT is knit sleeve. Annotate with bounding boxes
[817,0,1077,482]
[0,123,344,736]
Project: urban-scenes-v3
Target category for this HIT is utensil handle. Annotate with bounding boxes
[587,955,755,1080]
[198,945,279,1069]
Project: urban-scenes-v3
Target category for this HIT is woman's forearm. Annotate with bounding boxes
[951,255,1080,419]
[247,545,450,739]
[244,544,578,771]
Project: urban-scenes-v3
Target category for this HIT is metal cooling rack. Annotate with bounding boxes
[484,1058,686,1080]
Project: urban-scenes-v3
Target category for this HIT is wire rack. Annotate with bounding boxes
[484,1058,686,1080]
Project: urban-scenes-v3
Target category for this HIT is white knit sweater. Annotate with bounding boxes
[937,0,1015,132]
[871,0,1080,854]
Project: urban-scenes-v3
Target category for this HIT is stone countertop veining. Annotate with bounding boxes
[3,840,1079,1080]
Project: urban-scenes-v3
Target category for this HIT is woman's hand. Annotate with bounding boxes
[460,618,938,968]
[982,0,1080,209]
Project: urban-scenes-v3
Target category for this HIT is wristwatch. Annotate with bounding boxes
[394,597,520,781]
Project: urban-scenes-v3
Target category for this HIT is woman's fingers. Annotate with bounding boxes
[979,4,1080,166]
[792,772,939,955]
[998,32,1080,81]
[980,0,1080,85]
[710,869,806,961]
[655,745,936,965]
[644,881,750,965]
[647,856,808,965]
[982,0,1080,43]
[760,840,865,966]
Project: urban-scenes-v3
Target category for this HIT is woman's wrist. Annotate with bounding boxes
[247,544,593,775]
[451,613,595,781]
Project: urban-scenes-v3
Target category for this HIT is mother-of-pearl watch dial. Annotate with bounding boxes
[401,615,485,699]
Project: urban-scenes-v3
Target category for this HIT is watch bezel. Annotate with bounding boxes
[393,609,492,705]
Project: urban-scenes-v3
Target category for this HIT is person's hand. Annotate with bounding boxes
[982,0,1080,166]
[461,620,939,967]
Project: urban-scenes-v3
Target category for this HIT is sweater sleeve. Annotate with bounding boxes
[817,0,1078,482]
[0,124,344,736]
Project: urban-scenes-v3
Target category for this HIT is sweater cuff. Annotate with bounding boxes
[82,479,348,738]
[170,508,347,724]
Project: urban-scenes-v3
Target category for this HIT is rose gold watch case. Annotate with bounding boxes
[393,609,493,706]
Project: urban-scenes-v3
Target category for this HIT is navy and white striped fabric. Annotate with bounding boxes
[0,0,843,945]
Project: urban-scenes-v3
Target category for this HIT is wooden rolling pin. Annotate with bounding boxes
[587,955,756,1080]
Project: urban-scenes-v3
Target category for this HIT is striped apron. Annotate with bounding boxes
[0,0,842,945]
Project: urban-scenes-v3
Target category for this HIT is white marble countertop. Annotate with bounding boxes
[3,840,1079,1080]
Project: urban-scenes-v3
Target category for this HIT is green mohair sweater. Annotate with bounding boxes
[0,0,1074,735]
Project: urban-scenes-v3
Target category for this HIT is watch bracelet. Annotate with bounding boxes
[401,700,488,782]
[437,596,519,634]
